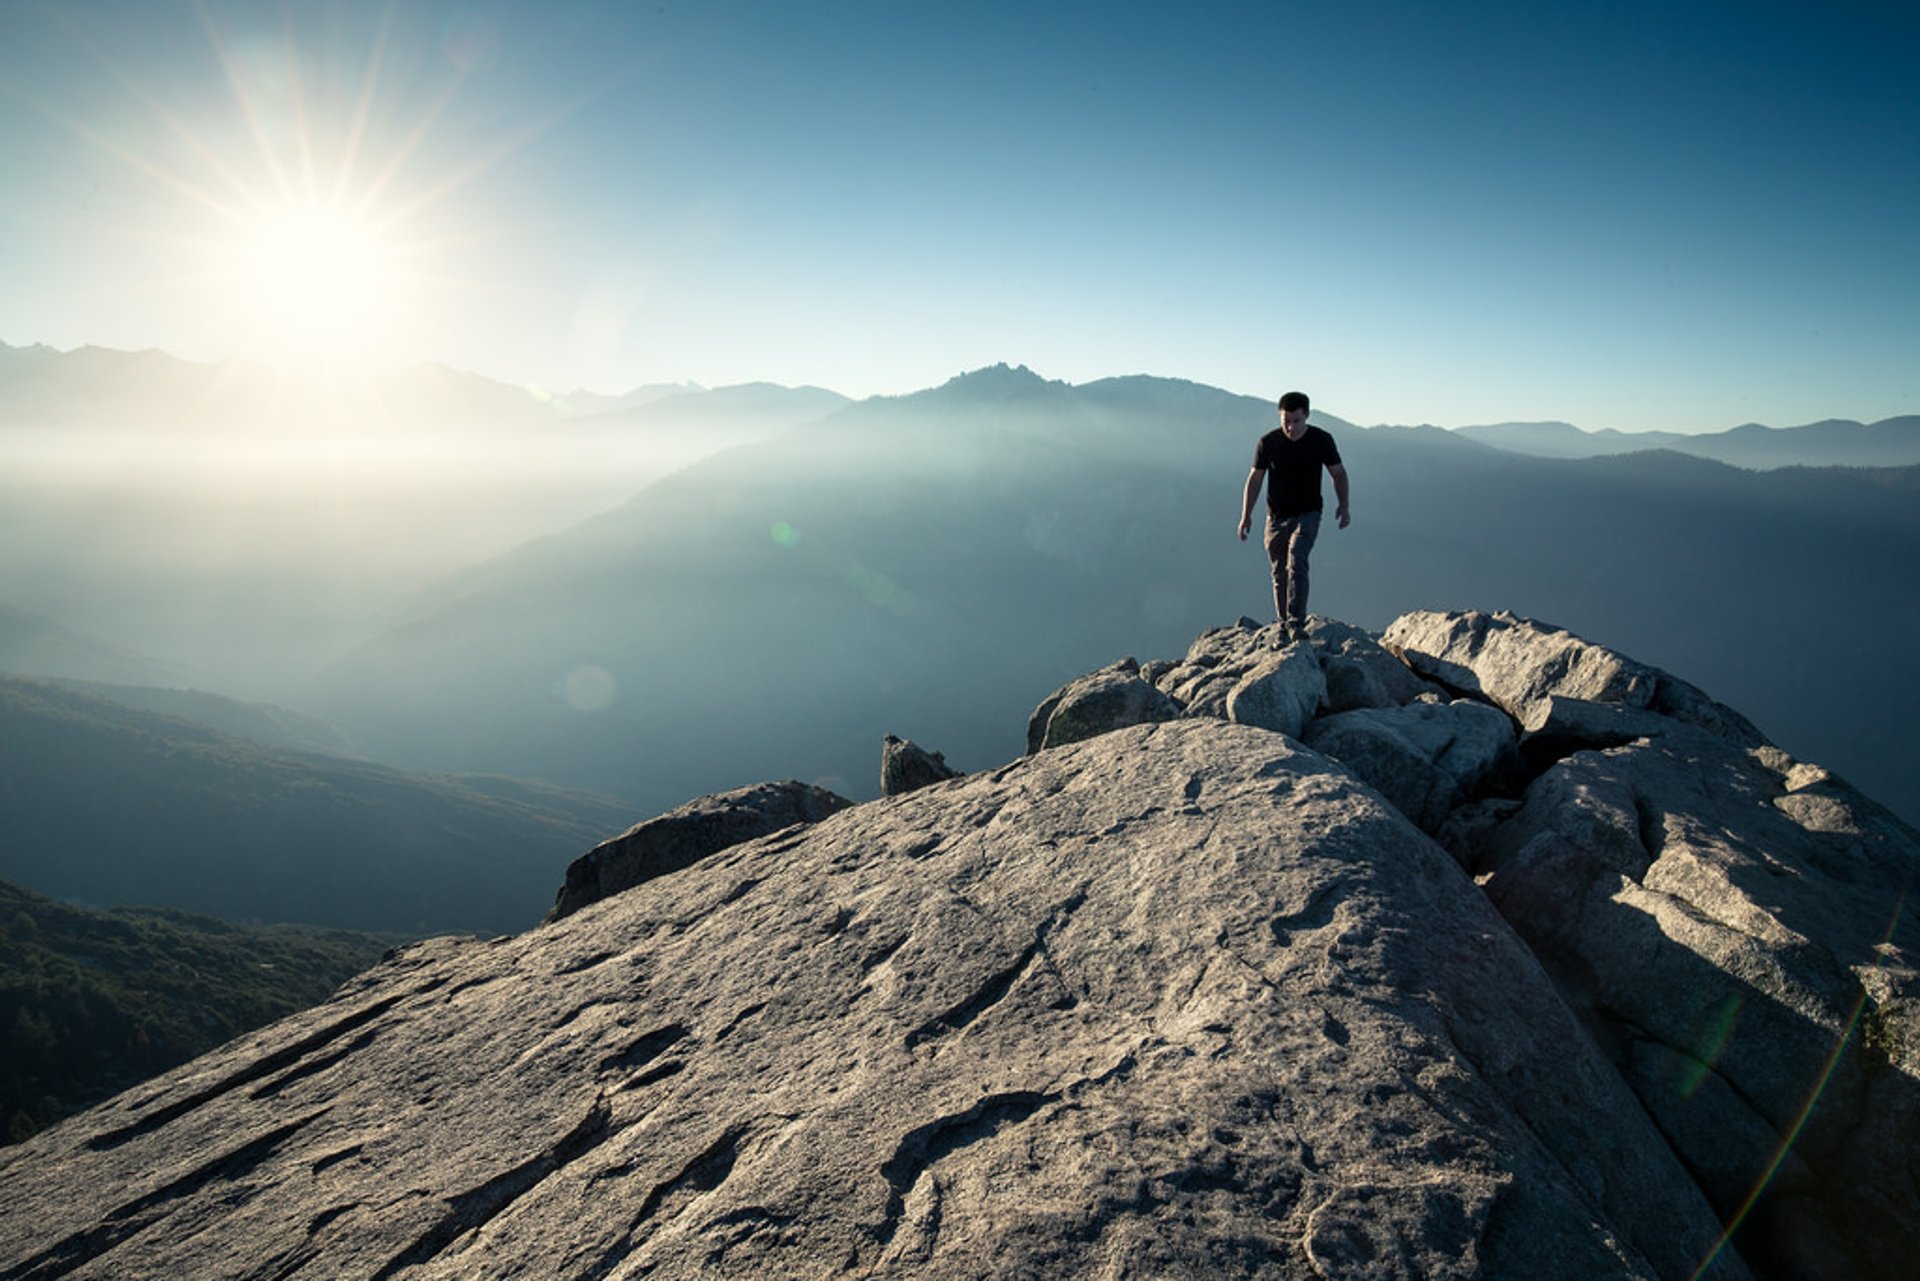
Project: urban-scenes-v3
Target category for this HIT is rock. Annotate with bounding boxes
[1514,695,1681,767]
[1152,620,1295,719]
[1301,700,1519,833]
[1223,644,1327,738]
[1025,657,1179,752]
[1467,722,1920,1280]
[881,734,960,797]
[1304,616,1443,712]
[547,780,852,920]
[1382,610,1766,746]
[0,722,1743,1280]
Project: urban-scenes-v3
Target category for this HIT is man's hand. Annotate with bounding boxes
[1336,506,1351,530]
[1239,468,1264,543]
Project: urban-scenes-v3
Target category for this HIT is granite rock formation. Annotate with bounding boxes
[3,609,1914,1280]
[1394,614,1919,1279]
[1301,700,1519,835]
[1024,658,1181,753]
[1381,609,1766,747]
[548,780,851,921]
[0,720,1742,1280]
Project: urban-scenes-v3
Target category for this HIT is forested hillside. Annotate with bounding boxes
[1,879,390,1144]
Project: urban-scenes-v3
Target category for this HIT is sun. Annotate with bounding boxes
[26,6,608,384]
[241,205,393,354]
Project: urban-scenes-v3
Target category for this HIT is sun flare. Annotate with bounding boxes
[17,2,617,395]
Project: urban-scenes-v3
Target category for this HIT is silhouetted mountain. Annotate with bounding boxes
[0,678,636,935]
[0,878,391,1145]
[317,370,1920,829]
[1456,415,1920,468]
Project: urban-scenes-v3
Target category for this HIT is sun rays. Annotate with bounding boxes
[4,1,603,392]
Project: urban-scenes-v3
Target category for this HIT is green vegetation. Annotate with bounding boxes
[1,878,393,1145]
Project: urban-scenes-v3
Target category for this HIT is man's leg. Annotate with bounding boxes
[1264,514,1296,625]
[1281,512,1321,626]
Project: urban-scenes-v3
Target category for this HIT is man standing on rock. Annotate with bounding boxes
[1237,390,1350,642]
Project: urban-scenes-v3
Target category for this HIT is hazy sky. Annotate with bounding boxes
[2,0,1914,431]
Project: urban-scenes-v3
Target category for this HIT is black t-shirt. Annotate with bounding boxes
[1253,424,1342,517]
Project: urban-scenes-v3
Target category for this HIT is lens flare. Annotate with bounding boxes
[1678,995,1745,1100]
[560,664,617,713]
[1688,891,1909,1280]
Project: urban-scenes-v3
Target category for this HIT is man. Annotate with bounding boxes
[1236,390,1350,643]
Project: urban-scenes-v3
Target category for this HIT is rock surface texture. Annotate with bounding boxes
[3,609,1913,1280]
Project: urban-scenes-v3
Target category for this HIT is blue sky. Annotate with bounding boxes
[1,0,1914,431]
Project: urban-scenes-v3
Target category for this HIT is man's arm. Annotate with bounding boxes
[1328,463,1351,529]
[1237,468,1265,540]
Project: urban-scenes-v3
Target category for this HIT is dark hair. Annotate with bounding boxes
[1277,391,1310,414]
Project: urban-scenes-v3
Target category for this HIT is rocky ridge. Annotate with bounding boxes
[1,610,1914,1279]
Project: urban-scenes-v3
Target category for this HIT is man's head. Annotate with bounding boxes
[1277,390,1310,439]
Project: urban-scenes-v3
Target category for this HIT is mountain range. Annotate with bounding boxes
[0,343,848,693]
[1452,416,1920,468]
[305,364,1920,831]
[9,338,1911,465]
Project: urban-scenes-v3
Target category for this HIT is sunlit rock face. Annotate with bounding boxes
[3,610,1913,1280]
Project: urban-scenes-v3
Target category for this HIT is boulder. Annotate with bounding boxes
[0,722,1743,1280]
[881,734,961,797]
[1154,621,1302,719]
[1304,616,1443,712]
[1302,699,1519,833]
[1223,644,1327,739]
[547,780,851,920]
[1025,658,1179,752]
[1382,610,1765,746]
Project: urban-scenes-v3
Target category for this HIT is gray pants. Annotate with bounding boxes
[1265,510,1321,625]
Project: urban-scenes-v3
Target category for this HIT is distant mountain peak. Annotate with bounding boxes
[931,362,1066,398]
[906,361,1075,405]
